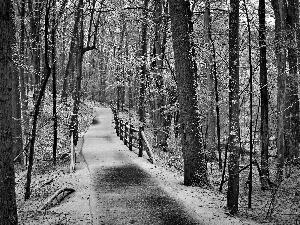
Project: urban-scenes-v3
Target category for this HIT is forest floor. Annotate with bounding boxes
[15,99,95,224]
[15,105,300,224]
[15,136,93,224]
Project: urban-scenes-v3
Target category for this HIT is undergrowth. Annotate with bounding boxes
[15,93,94,224]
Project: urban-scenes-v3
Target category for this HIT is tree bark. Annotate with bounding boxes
[61,0,83,100]
[285,0,299,160]
[259,0,270,190]
[0,0,19,223]
[243,0,254,208]
[52,0,57,165]
[227,0,240,214]
[271,0,288,185]
[138,0,149,124]
[71,10,84,147]
[204,0,216,161]
[19,0,30,164]
[152,0,169,149]
[28,0,42,95]
[12,54,23,164]
[169,0,208,186]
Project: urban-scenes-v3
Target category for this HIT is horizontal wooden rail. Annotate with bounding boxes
[111,105,155,164]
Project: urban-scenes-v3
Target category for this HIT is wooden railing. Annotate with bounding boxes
[111,106,155,164]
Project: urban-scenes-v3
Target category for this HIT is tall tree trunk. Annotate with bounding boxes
[285,0,299,161]
[12,55,24,164]
[203,2,222,169]
[116,13,126,111]
[227,0,240,214]
[28,0,42,95]
[204,0,216,161]
[152,0,169,149]
[243,0,254,208]
[71,9,84,147]
[271,0,299,182]
[61,0,83,100]
[138,0,149,124]
[271,0,287,185]
[296,2,300,156]
[0,0,19,223]
[70,1,84,142]
[259,0,270,190]
[169,0,208,186]
[19,0,30,165]
[52,0,57,165]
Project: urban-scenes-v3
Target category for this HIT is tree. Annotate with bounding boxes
[61,0,81,100]
[258,0,270,190]
[12,49,24,164]
[242,0,254,208]
[227,0,240,214]
[28,0,43,95]
[151,0,170,150]
[285,0,299,161]
[204,0,217,161]
[169,0,208,186]
[19,0,29,164]
[270,0,295,185]
[138,0,149,124]
[51,0,57,164]
[0,0,19,223]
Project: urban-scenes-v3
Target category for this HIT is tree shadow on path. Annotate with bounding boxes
[93,164,202,225]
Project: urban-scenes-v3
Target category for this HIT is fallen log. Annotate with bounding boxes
[39,187,75,210]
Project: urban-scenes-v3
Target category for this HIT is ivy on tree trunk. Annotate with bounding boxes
[169,0,208,187]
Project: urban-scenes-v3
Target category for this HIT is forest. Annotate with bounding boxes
[1,0,300,224]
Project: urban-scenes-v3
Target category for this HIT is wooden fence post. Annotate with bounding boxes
[129,124,133,151]
[115,116,119,136]
[113,111,119,136]
[70,130,75,172]
[118,117,121,138]
[138,126,144,157]
[124,122,128,146]
[120,120,123,141]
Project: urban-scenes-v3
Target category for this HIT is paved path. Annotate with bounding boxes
[82,107,203,225]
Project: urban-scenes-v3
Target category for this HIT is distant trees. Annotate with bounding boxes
[0,0,19,223]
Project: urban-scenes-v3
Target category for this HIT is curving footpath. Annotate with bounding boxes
[81,107,204,225]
